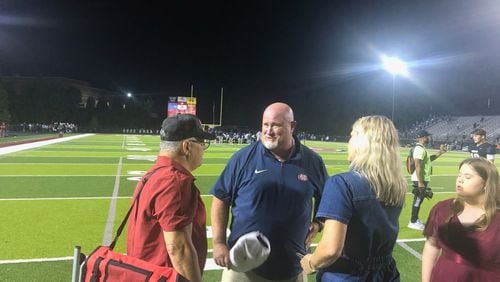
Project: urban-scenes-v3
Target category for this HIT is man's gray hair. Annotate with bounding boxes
[160,140,182,152]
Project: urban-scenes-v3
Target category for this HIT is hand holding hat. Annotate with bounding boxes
[229,231,271,272]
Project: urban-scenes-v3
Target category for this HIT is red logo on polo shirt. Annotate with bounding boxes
[297,174,308,181]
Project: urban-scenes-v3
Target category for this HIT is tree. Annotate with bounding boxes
[0,82,10,122]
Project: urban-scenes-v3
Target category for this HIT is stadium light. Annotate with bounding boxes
[382,56,408,76]
[381,55,408,121]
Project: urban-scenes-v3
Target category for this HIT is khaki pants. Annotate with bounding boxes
[220,268,306,282]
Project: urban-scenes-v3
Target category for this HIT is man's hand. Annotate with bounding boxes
[300,254,317,274]
[213,242,230,268]
[439,144,447,152]
[305,221,321,247]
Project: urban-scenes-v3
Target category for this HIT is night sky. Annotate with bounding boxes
[2,0,500,134]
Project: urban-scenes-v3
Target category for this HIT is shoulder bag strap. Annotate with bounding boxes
[109,166,164,249]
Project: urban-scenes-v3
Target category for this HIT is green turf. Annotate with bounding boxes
[0,260,73,282]
[0,134,493,281]
[0,176,115,198]
[0,134,60,144]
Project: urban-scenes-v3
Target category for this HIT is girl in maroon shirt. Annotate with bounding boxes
[422,158,500,282]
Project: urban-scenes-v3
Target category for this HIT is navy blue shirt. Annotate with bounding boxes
[469,142,496,159]
[210,138,328,279]
[316,171,402,281]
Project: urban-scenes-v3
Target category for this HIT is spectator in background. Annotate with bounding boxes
[469,128,495,163]
[211,102,328,281]
[126,114,215,281]
[422,158,500,281]
[300,115,406,281]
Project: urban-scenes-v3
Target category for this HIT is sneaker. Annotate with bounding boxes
[408,219,425,230]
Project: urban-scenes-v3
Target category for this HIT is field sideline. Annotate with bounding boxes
[0,134,484,281]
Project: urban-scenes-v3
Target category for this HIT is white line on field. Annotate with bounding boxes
[0,257,73,264]
[397,242,422,260]
[0,196,131,201]
[0,134,95,156]
[204,258,223,271]
[397,238,425,242]
[0,175,120,177]
[102,157,123,246]
[0,174,221,177]
[0,193,457,201]
[0,163,123,165]
[0,240,425,265]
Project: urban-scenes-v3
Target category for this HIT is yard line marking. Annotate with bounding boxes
[0,257,73,264]
[0,196,131,201]
[0,192,456,201]
[397,242,422,260]
[0,256,224,272]
[0,174,224,177]
[204,258,223,271]
[0,163,120,165]
[0,134,94,156]
[1,240,422,266]
[406,192,455,195]
[102,157,123,246]
[397,238,425,242]
[0,175,121,177]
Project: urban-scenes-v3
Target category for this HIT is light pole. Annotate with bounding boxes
[381,55,408,121]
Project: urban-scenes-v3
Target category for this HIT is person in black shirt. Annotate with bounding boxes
[469,128,495,163]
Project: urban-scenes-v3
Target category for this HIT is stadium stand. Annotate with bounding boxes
[400,115,500,150]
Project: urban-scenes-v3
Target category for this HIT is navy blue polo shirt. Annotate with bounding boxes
[210,138,328,279]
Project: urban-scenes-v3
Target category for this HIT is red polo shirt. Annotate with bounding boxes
[126,156,207,273]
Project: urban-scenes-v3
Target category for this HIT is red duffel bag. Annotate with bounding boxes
[80,168,187,282]
[81,246,185,282]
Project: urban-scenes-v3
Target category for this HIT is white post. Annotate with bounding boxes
[72,246,82,282]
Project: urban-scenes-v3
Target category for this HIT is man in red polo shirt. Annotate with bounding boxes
[127,114,215,282]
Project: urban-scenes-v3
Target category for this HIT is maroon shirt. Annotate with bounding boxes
[424,199,500,282]
[126,156,207,273]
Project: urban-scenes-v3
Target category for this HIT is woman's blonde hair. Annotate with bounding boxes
[452,158,500,230]
[349,115,407,206]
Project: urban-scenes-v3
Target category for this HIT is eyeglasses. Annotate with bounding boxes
[188,139,210,150]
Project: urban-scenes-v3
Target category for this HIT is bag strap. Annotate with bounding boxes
[109,166,164,250]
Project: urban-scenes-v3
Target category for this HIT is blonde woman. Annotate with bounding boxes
[300,115,406,281]
[422,158,500,282]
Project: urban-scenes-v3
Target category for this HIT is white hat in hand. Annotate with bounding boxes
[229,231,271,272]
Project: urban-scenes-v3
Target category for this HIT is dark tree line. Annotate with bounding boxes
[0,79,157,131]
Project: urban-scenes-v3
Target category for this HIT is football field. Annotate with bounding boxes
[0,134,480,281]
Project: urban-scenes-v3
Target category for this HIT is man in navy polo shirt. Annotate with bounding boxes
[211,102,329,281]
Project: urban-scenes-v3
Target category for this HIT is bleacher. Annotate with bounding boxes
[425,115,500,142]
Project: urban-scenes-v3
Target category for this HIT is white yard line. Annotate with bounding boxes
[0,197,131,201]
[0,163,122,165]
[0,174,221,177]
[0,134,94,156]
[0,257,73,264]
[102,157,123,246]
[0,192,457,201]
[0,175,120,177]
[0,237,427,265]
[397,242,422,260]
